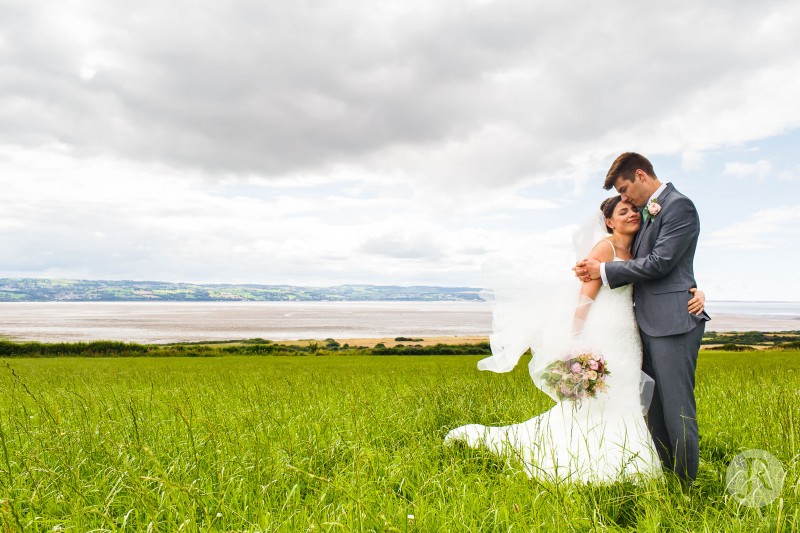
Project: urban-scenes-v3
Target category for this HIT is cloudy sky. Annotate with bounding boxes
[1,0,799,300]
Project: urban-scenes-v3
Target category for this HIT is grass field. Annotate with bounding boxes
[0,350,797,531]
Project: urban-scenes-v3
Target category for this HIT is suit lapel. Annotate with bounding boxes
[633,183,675,257]
[633,218,649,257]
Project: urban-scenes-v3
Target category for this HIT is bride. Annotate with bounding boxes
[445,196,706,483]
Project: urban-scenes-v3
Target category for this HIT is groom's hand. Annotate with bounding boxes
[573,258,601,282]
[688,288,706,315]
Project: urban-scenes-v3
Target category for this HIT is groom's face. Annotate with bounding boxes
[613,173,649,209]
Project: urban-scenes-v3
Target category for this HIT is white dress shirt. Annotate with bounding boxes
[599,182,667,286]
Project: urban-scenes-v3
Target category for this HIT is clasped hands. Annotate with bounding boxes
[573,258,600,282]
[572,258,706,316]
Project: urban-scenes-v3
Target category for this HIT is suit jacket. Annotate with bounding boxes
[605,183,710,337]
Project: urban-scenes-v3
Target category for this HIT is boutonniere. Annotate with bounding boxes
[643,198,661,222]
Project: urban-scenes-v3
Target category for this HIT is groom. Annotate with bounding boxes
[574,152,710,482]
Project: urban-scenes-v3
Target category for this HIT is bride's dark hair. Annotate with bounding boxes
[600,195,623,234]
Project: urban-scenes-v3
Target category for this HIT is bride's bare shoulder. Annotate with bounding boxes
[588,239,615,262]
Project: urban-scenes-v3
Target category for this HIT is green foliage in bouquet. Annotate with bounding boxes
[540,352,610,401]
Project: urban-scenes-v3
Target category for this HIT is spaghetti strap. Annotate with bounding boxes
[605,239,617,260]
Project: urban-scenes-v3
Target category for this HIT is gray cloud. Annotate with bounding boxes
[2,1,799,186]
[359,234,444,260]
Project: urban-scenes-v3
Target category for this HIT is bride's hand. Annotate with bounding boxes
[688,288,705,315]
[573,258,601,282]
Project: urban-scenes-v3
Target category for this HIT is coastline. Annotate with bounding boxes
[0,299,797,344]
[700,313,800,332]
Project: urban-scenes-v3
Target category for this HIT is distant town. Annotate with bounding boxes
[0,278,483,302]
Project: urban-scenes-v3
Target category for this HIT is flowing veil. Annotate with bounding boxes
[477,213,654,412]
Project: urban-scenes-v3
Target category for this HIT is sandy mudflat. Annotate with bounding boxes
[0,301,494,344]
[703,313,800,332]
[0,300,796,344]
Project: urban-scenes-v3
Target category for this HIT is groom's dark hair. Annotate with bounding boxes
[603,152,657,190]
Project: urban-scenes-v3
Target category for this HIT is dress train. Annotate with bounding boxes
[446,280,662,483]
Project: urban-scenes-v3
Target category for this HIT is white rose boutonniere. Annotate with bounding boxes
[644,198,661,221]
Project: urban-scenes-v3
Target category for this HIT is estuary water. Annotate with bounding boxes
[0,301,798,344]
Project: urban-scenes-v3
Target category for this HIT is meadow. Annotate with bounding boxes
[0,350,797,531]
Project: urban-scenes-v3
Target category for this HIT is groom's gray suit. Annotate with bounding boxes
[604,183,710,481]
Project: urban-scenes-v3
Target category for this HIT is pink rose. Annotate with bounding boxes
[570,362,582,374]
[589,361,599,370]
[647,201,661,216]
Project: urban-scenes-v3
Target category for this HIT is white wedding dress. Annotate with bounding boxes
[445,256,663,483]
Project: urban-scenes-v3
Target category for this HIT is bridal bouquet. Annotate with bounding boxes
[541,351,610,401]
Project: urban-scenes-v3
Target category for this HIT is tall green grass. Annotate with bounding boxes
[0,351,797,531]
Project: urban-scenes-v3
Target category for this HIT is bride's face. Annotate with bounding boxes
[607,200,641,235]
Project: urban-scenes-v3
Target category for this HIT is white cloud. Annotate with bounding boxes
[681,151,705,172]
[723,159,773,181]
[777,164,800,182]
[360,234,444,260]
[703,205,800,250]
[0,145,549,285]
[1,1,799,295]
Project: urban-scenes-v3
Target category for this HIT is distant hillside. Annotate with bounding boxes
[0,278,483,302]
